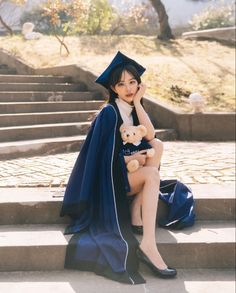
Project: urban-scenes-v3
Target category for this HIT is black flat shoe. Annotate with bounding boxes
[136,247,177,279]
[131,225,143,235]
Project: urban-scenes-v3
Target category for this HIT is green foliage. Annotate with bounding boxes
[21,9,74,35]
[189,0,235,30]
[19,0,158,36]
[85,0,115,34]
[21,0,116,35]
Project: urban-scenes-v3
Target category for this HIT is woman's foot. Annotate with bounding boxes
[140,242,167,270]
[137,245,177,278]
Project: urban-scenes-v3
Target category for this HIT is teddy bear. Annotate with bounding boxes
[120,124,155,172]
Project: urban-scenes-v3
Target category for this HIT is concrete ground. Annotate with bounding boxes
[0,141,235,187]
[0,269,235,293]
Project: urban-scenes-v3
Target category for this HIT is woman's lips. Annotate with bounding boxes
[126,93,133,97]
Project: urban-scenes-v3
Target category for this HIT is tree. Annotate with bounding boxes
[0,0,26,35]
[42,0,116,54]
[42,0,89,55]
[149,0,174,40]
[86,0,115,35]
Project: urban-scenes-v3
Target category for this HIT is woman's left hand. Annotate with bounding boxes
[133,83,146,105]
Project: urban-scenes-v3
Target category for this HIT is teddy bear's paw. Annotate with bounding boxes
[147,148,155,158]
[127,160,139,173]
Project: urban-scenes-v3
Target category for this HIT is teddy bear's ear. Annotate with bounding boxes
[119,123,125,132]
[138,125,147,136]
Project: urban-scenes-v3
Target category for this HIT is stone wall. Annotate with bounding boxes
[0,48,34,74]
[144,96,235,141]
[182,27,236,44]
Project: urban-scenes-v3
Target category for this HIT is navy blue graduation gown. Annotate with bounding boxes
[60,101,195,284]
[60,102,145,284]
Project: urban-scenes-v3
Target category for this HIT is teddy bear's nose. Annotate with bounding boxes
[126,134,130,137]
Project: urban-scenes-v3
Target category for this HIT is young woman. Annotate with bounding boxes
[60,51,177,284]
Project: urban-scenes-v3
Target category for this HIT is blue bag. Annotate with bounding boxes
[158,179,196,229]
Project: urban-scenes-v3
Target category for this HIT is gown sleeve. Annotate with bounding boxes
[60,104,117,226]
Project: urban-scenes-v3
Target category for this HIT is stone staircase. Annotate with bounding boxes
[0,69,177,160]
[0,183,235,291]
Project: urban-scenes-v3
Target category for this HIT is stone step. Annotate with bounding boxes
[0,110,97,127]
[0,135,86,160]
[0,221,234,271]
[0,83,87,92]
[0,269,235,293]
[0,101,104,113]
[0,184,234,224]
[0,91,100,102]
[0,122,91,142]
[0,224,68,271]
[0,129,177,160]
[156,129,177,141]
[0,75,71,83]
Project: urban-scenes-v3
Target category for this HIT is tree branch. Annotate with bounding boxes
[52,26,70,55]
[0,14,13,35]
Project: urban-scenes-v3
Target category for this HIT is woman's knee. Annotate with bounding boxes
[128,166,160,195]
[149,138,164,155]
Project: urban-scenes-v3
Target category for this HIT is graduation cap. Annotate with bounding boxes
[95,51,146,89]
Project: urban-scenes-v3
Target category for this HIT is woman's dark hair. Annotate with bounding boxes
[107,64,141,103]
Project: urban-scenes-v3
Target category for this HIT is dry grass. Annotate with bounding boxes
[0,34,235,112]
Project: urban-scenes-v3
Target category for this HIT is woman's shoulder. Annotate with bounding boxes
[99,102,118,117]
[93,103,117,125]
[93,103,118,130]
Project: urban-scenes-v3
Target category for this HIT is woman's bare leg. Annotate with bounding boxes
[128,166,167,269]
[130,191,142,226]
[139,169,167,269]
[130,139,164,226]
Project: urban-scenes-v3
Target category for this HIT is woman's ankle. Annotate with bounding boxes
[139,242,168,269]
[131,217,142,226]
[140,240,156,251]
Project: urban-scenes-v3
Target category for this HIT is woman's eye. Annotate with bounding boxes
[133,133,135,135]
[130,80,136,84]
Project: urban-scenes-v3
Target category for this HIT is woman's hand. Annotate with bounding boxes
[133,83,146,105]
[124,150,147,166]
[134,150,147,166]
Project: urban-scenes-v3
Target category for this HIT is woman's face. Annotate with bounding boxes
[111,70,139,104]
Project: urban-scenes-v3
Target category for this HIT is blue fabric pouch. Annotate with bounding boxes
[158,179,196,229]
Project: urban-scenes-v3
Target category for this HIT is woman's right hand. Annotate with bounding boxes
[133,83,146,105]
[131,150,147,166]
[124,151,147,166]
